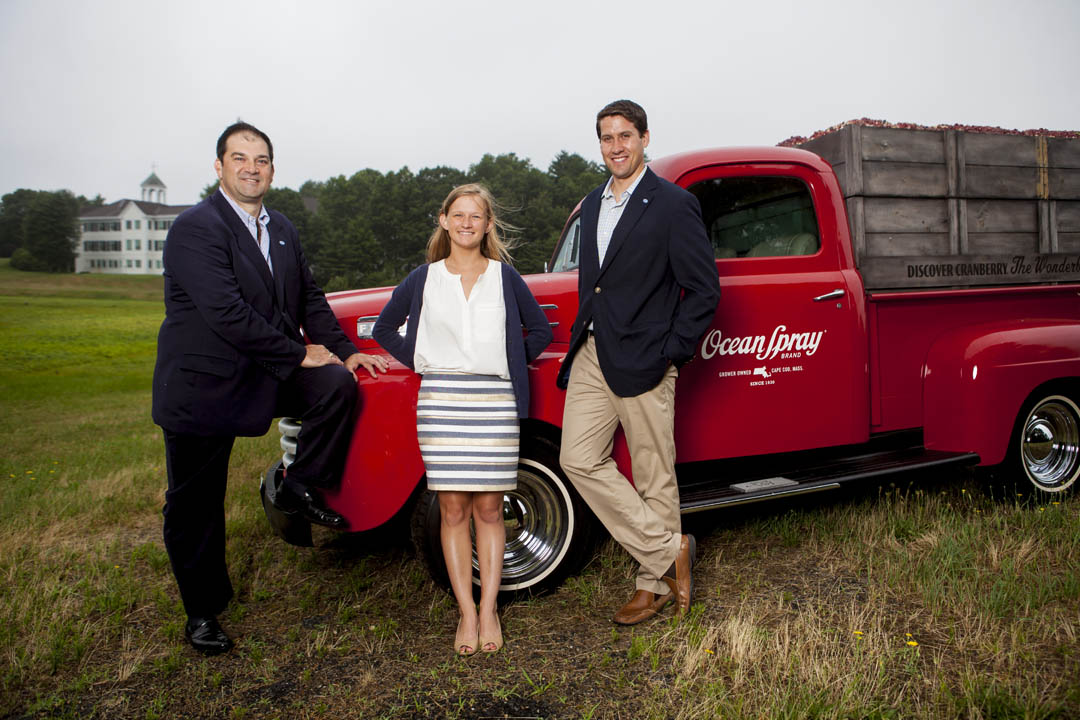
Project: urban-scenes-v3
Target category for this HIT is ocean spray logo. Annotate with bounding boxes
[700,325,824,361]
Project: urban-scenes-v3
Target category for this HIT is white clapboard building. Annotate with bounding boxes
[75,173,193,274]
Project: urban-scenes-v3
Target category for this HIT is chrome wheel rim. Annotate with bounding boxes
[1021,395,1080,492]
[473,458,575,591]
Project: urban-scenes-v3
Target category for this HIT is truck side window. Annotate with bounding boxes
[550,216,582,272]
[689,176,820,259]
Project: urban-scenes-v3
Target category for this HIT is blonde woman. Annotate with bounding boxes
[374,184,552,655]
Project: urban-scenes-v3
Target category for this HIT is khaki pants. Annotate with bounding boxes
[560,336,681,595]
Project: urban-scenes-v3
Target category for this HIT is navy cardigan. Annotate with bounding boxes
[372,262,553,418]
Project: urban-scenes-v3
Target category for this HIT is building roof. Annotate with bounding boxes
[134,200,193,216]
[140,172,166,188]
[80,200,127,218]
[80,199,193,219]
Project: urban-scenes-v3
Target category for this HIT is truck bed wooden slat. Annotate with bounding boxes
[799,125,1080,289]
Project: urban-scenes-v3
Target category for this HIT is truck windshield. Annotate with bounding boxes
[549,215,582,272]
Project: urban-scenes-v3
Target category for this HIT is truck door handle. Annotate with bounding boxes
[813,289,845,302]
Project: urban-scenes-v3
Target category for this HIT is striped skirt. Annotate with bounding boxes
[417,373,520,492]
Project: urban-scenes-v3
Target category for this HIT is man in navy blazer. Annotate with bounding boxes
[557,100,720,625]
[152,122,386,655]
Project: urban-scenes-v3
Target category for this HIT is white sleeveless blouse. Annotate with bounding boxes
[414,260,509,379]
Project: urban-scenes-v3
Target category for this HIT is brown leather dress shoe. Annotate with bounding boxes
[662,534,696,617]
[613,589,674,625]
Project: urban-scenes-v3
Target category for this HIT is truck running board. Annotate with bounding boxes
[678,447,980,514]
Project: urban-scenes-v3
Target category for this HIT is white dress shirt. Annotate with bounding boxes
[219,188,272,273]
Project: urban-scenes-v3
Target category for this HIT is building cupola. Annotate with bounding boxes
[140,171,166,203]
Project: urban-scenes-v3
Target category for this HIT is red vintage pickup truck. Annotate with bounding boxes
[262,125,1080,594]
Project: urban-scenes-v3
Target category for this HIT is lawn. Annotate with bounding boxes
[0,260,1077,719]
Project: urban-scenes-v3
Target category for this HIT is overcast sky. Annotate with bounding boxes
[1,0,1077,205]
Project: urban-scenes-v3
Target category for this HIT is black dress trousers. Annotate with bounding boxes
[162,431,235,619]
[275,364,358,493]
[161,363,357,618]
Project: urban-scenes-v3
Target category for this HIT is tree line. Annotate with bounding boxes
[0,189,104,272]
[1,151,606,288]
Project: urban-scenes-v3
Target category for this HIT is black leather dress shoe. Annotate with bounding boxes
[274,485,348,529]
[185,616,233,656]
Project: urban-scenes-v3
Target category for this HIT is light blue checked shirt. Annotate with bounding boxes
[219,188,272,274]
[596,166,647,267]
[590,166,647,331]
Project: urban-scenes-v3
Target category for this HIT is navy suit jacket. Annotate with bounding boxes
[556,168,721,397]
[152,191,358,436]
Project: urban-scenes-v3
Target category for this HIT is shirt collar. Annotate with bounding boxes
[218,188,269,227]
[601,165,648,201]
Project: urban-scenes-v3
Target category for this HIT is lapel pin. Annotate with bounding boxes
[642,198,649,204]
[278,240,285,245]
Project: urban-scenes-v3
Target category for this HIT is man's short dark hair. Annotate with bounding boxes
[216,121,274,163]
[596,99,648,139]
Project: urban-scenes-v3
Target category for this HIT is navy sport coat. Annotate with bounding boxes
[556,167,720,397]
[152,191,357,436]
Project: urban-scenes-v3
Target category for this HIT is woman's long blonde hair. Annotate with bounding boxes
[426,183,516,264]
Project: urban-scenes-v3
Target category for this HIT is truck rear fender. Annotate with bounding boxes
[922,322,1080,465]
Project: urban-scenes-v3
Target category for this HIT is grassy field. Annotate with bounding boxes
[0,261,1077,719]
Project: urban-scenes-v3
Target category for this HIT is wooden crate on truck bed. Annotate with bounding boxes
[797,123,1080,289]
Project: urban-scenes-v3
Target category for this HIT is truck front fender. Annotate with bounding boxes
[923,321,1080,466]
[326,367,425,532]
[526,350,569,428]
[326,351,572,532]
